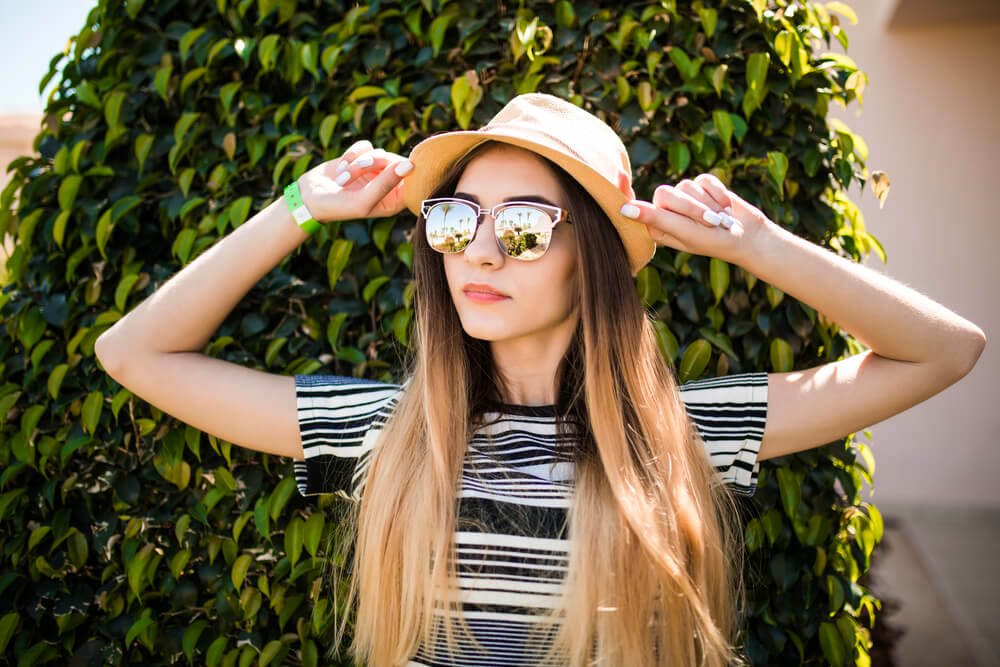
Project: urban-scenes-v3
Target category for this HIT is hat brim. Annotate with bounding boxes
[403,131,656,276]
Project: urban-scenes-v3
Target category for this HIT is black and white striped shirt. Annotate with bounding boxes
[294,372,768,666]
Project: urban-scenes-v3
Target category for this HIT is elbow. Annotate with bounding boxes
[94,330,124,379]
[948,324,986,380]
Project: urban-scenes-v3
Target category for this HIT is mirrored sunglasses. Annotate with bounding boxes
[421,197,571,261]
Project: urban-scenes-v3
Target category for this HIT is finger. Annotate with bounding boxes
[622,199,721,245]
[692,173,734,213]
[652,184,726,228]
[333,149,399,187]
[335,140,374,172]
[674,178,726,214]
[359,157,414,215]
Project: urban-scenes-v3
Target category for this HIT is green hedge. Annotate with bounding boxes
[0,0,886,664]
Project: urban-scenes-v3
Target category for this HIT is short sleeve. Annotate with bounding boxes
[294,374,404,499]
[678,372,769,496]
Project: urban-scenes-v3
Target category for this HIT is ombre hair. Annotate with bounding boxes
[325,140,745,666]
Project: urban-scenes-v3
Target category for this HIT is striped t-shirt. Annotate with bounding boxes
[293,372,768,666]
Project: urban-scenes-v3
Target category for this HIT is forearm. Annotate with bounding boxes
[740,223,985,369]
[97,197,310,362]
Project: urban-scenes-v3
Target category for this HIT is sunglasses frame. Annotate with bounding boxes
[420,196,572,260]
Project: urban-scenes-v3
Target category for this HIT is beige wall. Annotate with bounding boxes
[829,0,1000,506]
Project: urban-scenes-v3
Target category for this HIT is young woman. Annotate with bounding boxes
[95,93,985,666]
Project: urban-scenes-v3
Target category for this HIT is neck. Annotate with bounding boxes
[489,314,577,406]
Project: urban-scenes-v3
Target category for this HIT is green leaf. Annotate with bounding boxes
[264,337,287,367]
[114,274,140,312]
[135,133,155,173]
[776,467,802,520]
[678,339,711,383]
[363,276,390,303]
[327,239,353,290]
[229,196,252,228]
[219,81,242,116]
[318,114,337,148]
[826,575,846,617]
[769,338,793,372]
[268,477,297,521]
[127,543,155,597]
[766,285,784,309]
[258,34,280,70]
[231,554,252,591]
[173,112,200,146]
[635,266,661,307]
[284,516,304,566]
[58,175,82,211]
[697,7,717,38]
[0,612,18,655]
[183,619,208,661]
[104,90,127,128]
[767,151,789,199]
[154,65,172,102]
[75,80,101,108]
[392,308,411,346]
[774,30,794,67]
[303,512,325,557]
[126,610,155,646]
[667,141,690,175]
[347,85,386,102]
[82,391,103,435]
[743,52,771,118]
[259,640,284,666]
[429,14,454,56]
[712,110,733,148]
[709,258,729,303]
[652,321,679,364]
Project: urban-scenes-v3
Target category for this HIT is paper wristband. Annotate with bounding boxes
[283,181,322,234]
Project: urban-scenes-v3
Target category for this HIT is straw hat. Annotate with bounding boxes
[402,93,657,276]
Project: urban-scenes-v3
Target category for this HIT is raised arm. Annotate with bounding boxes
[95,140,414,459]
[620,174,986,460]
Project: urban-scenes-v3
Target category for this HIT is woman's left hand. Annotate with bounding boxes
[620,173,777,267]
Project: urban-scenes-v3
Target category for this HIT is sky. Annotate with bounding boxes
[0,0,98,115]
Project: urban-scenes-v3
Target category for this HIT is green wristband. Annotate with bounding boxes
[283,181,322,234]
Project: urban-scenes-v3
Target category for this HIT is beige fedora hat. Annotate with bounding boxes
[402,93,657,276]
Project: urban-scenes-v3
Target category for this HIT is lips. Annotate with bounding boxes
[462,282,509,297]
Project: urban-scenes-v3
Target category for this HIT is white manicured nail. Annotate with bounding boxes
[720,214,734,229]
[335,171,350,186]
[357,155,374,167]
[336,160,348,172]
[394,160,413,176]
[703,209,723,226]
[724,206,733,215]
[620,203,640,219]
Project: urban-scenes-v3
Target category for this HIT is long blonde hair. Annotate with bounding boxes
[326,141,744,666]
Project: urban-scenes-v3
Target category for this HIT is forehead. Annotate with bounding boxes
[455,144,565,204]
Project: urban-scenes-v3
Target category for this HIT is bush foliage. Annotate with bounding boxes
[1,0,885,664]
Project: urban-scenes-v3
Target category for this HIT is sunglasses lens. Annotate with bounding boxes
[425,201,479,253]
[495,205,554,260]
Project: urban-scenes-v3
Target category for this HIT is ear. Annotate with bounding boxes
[616,168,636,201]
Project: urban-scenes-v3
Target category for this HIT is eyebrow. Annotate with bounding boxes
[453,192,563,209]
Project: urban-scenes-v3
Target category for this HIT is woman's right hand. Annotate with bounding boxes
[296,139,415,224]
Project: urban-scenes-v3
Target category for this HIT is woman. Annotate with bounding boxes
[95,93,985,666]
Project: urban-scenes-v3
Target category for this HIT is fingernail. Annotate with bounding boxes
[620,203,640,219]
[335,171,350,186]
[394,160,414,176]
[703,210,723,226]
[724,206,733,215]
[336,160,348,172]
[357,155,374,167]
[720,214,734,229]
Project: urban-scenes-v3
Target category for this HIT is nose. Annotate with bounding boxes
[462,211,505,267]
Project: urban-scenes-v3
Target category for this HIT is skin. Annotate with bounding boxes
[95,138,985,465]
[442,144,580,406]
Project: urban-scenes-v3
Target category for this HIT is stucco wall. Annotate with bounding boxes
[829,0,1000,506]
